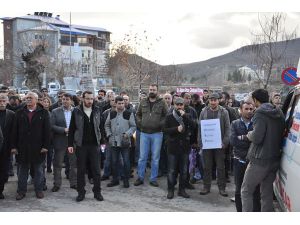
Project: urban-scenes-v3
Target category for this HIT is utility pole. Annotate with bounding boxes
[69,12,72,77]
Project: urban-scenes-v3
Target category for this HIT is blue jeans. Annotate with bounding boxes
[17,162,44,194]
[111,147,130,182]
[137,132,163,182]
[103,146,112,177]
[135,129,141,164]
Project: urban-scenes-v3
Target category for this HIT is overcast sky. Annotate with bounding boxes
[1,1,300,65]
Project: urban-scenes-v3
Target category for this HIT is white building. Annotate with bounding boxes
[0,12,111,89]
[238,65,265,81]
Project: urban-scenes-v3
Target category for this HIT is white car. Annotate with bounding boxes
[274,84,300,211]
[18,86,30,94]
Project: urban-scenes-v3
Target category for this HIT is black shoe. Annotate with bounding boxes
[200,188,210,195]
[94,193,104,201]
[36,192,44,199]
[190,178,196,184]
[167,190,174,199]
[185,183,195,190]
[51,186,60,192]
[76,192,85,202]
[0,193,4,199]
[89,178,94,184]
[149,181,159,187]
[47,168,52,173]
[16,193,26,200]
[134,178,144,186]
[43,185,48,191]
[123,180,129,188]
[70,185,77,190]
[219,190,228,197]
[100,176,109,181]
[107,181,119,187]
[178,189,190,198]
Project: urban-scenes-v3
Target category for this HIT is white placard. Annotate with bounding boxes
[200,119,222,149]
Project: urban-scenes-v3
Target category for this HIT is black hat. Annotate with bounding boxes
[208,93,220,99]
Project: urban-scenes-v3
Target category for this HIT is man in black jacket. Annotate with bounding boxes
[230,101,260,212]
[0,94,10,199]
[241,89,285,211]
[11,92,50,200]
[68,91,103,202]
[164,97,194,199]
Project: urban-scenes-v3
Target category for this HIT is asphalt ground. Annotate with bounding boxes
[0,167,237,212]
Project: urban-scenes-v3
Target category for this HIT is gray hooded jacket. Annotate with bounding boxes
[247,103,285,165]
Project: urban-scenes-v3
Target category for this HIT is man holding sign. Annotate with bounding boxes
[199,93,230,197]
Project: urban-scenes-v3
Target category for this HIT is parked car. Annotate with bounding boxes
[18,86,30,94]
[274,84,300,211]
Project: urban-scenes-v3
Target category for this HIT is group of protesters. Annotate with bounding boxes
[0,84,285,211]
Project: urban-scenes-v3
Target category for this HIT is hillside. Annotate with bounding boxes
[171,38,300,85]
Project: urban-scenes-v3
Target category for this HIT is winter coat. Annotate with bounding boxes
[0,109,14,157]
[247,103,285,165]
[136,97,168,133]
[230,118,253,161]
[68,104,102,147]
[11,104,50,164]
[163,110,195,154]
[105,109,136,147]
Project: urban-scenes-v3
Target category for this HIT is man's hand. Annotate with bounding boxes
[11,148,18,155]
[178,125,184,133]
[178,110,185,116]
[68,147,74,154]
[64,128,69,133]
[41,148,48,153]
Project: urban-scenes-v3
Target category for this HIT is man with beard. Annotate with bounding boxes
[68,91,103,202]
[51,93,77,192]
[199,93,230,197]
[164,97,194,199]
[241,89,285,211]
[191,93,205,118]
[230,101,260,212]
[220,91,238,182]
[134,84,168,187]
[182,92,198,189]
[0,94,12,199]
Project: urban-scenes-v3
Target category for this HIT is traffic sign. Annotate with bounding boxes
[281,67,299,86]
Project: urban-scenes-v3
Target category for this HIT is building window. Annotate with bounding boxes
[81,50,85,58]
[78,37,87,44]
[81,64,90,74]
[88,50,91,59]
[96,40,106,50]
[35,34,44,40]
[96,66,101,75]
[60,35,76,45]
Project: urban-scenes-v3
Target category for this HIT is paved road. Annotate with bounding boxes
[0,169,236,212]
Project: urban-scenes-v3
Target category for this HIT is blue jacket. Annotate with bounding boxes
[230,118,253,161]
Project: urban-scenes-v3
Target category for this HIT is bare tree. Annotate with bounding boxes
[108,30,162,95]
[248,13,297,89]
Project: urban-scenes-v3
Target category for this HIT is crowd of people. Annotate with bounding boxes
[0,84,285,211]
